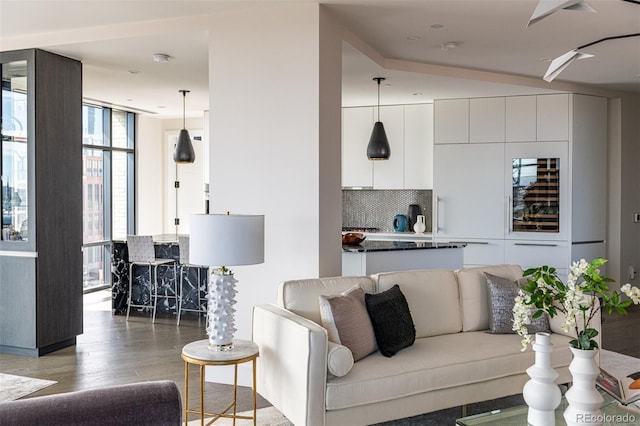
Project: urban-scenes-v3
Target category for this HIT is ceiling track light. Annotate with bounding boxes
[152,53,171,63]
[543,33,640,82]
[367,77,391,161]
[173,90,196,163]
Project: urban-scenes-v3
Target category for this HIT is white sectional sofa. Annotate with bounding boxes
[252,264,601,426]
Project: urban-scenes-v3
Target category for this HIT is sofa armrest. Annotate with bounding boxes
[252,304,328,426]
[0,380,181,425]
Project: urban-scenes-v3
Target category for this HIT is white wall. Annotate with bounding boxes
[136,115,164,235]
[607,94,640,289]
[136,115,204,236]
[206,3,342,384]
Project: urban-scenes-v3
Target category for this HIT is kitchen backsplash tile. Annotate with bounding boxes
[342,189,432,232]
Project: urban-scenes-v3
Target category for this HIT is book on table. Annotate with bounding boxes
[596,368,640,405]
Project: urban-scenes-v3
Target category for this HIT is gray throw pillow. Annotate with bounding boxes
[319,285,378,361]
[484,272,550,334]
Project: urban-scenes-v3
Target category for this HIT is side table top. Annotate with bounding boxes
[182,339,259,364]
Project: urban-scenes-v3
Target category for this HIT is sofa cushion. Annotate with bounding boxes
[327,341,354,377]
[456,265,523,332]
[374,269,462,338]
[278,276,376,325]
[485,272,550,334]
[365,285,415,357]
[319,285,377,361]
[325,331,573,411]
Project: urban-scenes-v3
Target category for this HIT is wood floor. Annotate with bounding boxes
[0,290,270,415]
[1,290,638,414]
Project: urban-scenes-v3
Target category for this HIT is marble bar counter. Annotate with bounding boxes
[111,234,207,316]
[342,241,465,276]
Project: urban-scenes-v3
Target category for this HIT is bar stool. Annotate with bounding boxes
[125,235,177,323]
[177,235,208,325]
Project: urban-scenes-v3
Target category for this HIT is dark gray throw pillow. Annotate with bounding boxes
[365,284,416,357]
[484,272,550,334]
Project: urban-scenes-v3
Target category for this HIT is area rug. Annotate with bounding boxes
[0,373,57,402]
[187,349,639,425]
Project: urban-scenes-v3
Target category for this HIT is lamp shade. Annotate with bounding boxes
[367,121,391,160]
[189,214,264,267]
[527,0,595,27]
[173,129,196,163]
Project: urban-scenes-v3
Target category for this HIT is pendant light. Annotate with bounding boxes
[173,89,196,163]
[367,77,390,161]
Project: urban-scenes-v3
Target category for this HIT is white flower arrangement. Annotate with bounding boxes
[513,258,640,351]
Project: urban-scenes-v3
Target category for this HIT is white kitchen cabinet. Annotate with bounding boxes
[504,240,569,271]
[373,105,404,189]
[342,107,374,187]
[447,238,505,267]
[434,99,469,144]
[404,104,433,189]
[571,95,607,243]
[506,96,536,142]
[470,97,505,143]
[537,94,569,141]
[433,93,606,270]
[433,143,505,239]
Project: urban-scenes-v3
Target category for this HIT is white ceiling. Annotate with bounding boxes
[1,0,638,119]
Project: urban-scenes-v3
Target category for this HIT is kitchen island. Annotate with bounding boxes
[342,240,464,276]
[111,234,207,316]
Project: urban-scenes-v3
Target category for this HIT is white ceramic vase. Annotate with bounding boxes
[523,332,562,425]
[563,347,604,426]
[413,215,426,233]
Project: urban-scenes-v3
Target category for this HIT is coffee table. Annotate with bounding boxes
[456,390,636,425]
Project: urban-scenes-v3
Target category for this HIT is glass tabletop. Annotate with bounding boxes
[456,391,636,426]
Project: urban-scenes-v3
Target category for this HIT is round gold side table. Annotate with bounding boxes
[181,339,259,426]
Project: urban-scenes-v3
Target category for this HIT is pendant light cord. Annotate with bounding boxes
[182,91,186,129]
[373,77,385,121]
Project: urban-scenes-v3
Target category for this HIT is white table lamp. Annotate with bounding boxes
[189,213,264,351]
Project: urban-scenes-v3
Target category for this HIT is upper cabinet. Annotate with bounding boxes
[434,99,469,144]
[506,96,536,142]
[470,97,505,143]
[342,107,374,188]
[537,94,569,141]
[342,104,433,189]
[404,104,433,189]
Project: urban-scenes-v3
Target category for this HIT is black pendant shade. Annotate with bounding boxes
[174,129,195,163]
[367,77,390,160]
[367,121,391,160]
[173,89,196,164]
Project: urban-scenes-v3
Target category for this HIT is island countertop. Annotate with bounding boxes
[342,241,465,253]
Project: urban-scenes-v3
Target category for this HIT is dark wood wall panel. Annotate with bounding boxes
[34,49,83,347]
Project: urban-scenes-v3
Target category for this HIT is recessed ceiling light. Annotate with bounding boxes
[406,35,421,41]
[440,42,458,51]
[152,53,172,63]
[128,70,141,75]
[157,106,166,109]
[126,98,133,102]
[413,92,423,96]
[383,83,392,87]
[539,58,552,63]
[430,24,444,29]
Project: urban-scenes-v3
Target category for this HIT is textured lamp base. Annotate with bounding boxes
[206,268,238,351]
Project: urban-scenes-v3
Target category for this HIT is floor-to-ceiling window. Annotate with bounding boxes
[82,105,135,292]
